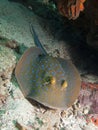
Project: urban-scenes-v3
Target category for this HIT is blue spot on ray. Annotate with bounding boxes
[32,70,35,73]
[36,74,39,78]
[48,67,51,71]
[41,64,45,68]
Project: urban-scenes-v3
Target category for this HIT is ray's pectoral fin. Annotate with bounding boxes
[15,47,44,97]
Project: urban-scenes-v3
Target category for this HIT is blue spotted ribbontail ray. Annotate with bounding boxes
[15,25,81,110]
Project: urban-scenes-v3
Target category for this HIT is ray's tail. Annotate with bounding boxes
[30,24,47,55]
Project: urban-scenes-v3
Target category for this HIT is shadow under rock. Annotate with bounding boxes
[58,25,98,76]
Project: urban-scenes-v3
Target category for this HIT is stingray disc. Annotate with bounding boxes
[15,47,81,110]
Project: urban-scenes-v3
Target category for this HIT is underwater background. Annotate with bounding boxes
[0,0,98,129]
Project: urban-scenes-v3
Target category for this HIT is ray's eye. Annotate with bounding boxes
[45,76,56,85]
[61,80,68,90]
[43,76,56,86]
[50,76,56,85]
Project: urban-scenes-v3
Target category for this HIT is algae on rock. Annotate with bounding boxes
[0,45,16,75]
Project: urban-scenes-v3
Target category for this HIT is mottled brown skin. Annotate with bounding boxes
[15,47,81,110]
